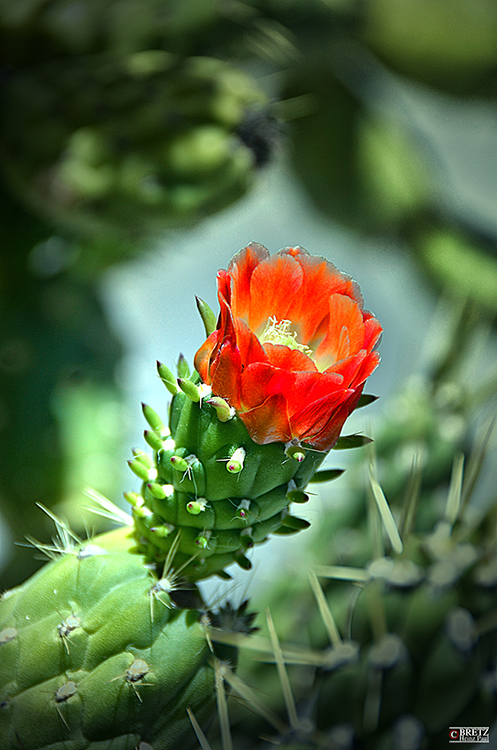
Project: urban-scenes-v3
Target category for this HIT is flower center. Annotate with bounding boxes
[259,317,312,356]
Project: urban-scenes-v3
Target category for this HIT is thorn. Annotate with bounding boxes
[308,569,342,648]
[187,707,213,750]
[265,608,299,730]
[214,659,233,750]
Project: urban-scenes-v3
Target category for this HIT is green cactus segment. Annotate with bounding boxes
[128,389,328,581]
[0,526,215,750]
[0,53,269,255]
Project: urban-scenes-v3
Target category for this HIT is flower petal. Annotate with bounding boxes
[194,329,221,383]
[315,294,366,368]
[247,253,304,334]
[281,248,364,345]
[290,388,355,447]
[263,343,317,372]
[227,243,270,323]
[239,393,292,444]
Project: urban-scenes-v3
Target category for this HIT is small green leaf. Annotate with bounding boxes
[177,377,201,402]
[196,296,217,337]
[356,393,379,409]
[177,353,191,379]
[157,361,178,395]
[309,468,345,483]
[273,526,301,535]
[333,434,373,450]
[281,515,311,530]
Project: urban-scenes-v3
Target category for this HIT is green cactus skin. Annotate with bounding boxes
[128,386,329,582]
[0,53,269,261]
[0,526,218,750]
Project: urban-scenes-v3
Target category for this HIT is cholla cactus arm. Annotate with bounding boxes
[0,526,217,750]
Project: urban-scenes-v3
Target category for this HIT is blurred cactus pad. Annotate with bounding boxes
[0,52,270,261]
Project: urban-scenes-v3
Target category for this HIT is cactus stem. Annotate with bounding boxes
[308,570,342,648]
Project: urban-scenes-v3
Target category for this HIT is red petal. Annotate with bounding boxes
[239,393,292,444]
[363,314,383,352]
[301,394,358,451]
[227,243,270,323]
[194,330,221,383]
[233,317,268,368]
[315,294,365,368]
[248,253,304,334]
[239,362,297,410]
[209,339,243,408]
[263,343,317,372]
[280,248,364,345]
[290,388,354,446]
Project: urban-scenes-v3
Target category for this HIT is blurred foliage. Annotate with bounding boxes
[0,188,125,590]
[224,300,497,749]
[0,53,269,270]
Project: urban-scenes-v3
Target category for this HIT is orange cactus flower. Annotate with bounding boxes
[194,243,382,452]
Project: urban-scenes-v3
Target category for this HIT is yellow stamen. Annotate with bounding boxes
[260,317,312,356]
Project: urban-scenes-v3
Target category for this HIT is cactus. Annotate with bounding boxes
[0,244,381,748]
[0,54,270,268]
[0,521,223,750]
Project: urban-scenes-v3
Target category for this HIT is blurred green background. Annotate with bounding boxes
[1,0,497,602]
